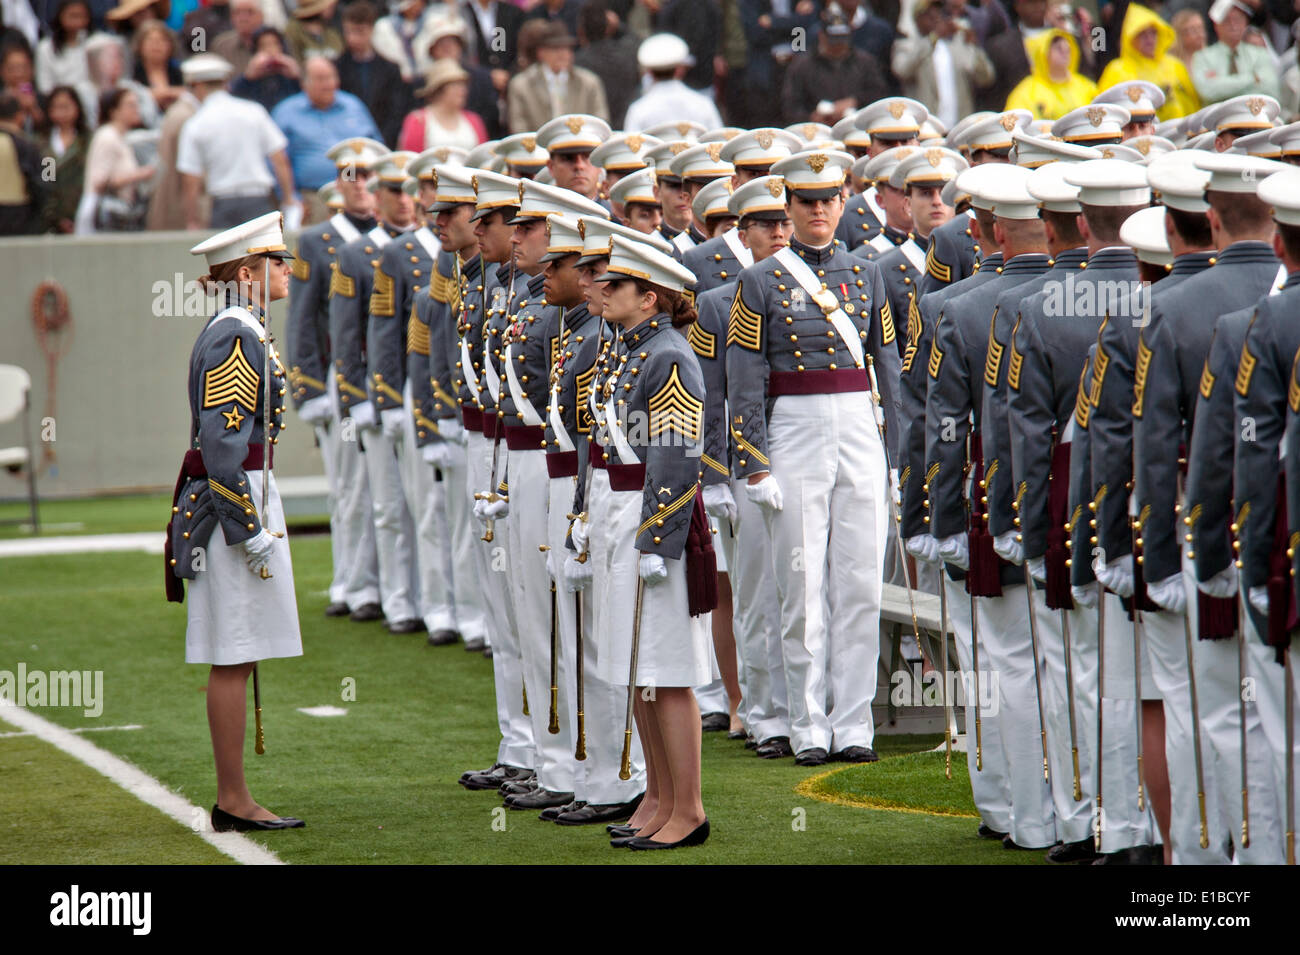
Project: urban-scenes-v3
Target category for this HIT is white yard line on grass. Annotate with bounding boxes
[0,532,163,559]
[0,702,284,865]
[0,722,144,739]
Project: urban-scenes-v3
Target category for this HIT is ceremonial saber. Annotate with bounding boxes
[939,575,953,779]
[619,578,644,781]
[547,570,560,735]
[1184,601,1210,848]
[1095,580,1105,851]
[253,663,265,756]
[575,590,586,760]
[1287,645,1295,865]
[1236,591,1251,848]
[1133,603,1147,812]
[1024,563,1050,783]
[1061,608,1083,800]
[970,590,982,772]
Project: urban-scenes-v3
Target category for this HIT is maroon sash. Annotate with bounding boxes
[965,433,1004,597]
[686,488,717,617]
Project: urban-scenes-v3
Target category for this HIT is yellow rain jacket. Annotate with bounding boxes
[1004,29,1098,120]
[1097,3,1200,120]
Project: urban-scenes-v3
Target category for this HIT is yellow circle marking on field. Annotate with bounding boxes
[794,764,980,819]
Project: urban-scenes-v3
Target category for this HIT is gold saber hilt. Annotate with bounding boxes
[522,682,529,717]
[566,512,590,563]
[619,730,633,780]
[1072,749,1082,802]
[253,664,265,755]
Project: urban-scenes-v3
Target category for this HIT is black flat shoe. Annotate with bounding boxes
[606,824,639,837]
[386,618,425,635]
[324,601,350,617]
[727,728,747,740]
[506,788,574,810]
[349,602,383,622]
[609,833,642,848]
[464,637,486,652]
[977,823,1007,840]
[211,805,305,832]
[1047,838,1102,864]
[700,712,729,732]
[427,628,460,646]
[626,819,710,850]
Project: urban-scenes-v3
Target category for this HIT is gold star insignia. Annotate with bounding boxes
[222,405,245,430]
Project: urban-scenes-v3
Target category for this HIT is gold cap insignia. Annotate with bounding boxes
[888,101,906,119]
[767,178,784,198]
[1134,139,1151,156]
[1127,85,1143,103]
[926,147,944,167]
[806,153,828,174]
[1248,96,1265,115]
[669,142,690,156]
[625,134,643,152]
[706,142,723,162]
[521,136,536,153]
[430,168,439,189]
[566,116,585,134]
[677,122,692,137]
[803,123,817,139]
[1087,106,1106,127]
[1100,147,1115,158]
[755,130,774,150]
[471,174,479,191]
[577,219,586,239]
[999,113,1018,131]
[393,153,410,170]
[896,147,915,161]
[349,138,365,154]
[518,182,527,201]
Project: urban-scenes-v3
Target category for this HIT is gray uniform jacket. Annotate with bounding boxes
[725,236,900,476]
[368,225,437,411]
[408,249,460,448]
[689,281,733,487]
[286,212,373,408]
[328,222,404,418]
[682,230,749,299]
[918,210,979,298]
[496,272,558,432]
[1067,345,1098,591]
[1284,342,1300,622]
[1136,241,1281,585]
[875,234,929,360]
[835,187,886,252]
[544,303,600,476]
[453,253,485,414]
[477,263,531,422]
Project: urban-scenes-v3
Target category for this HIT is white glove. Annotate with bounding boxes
[1071,584,1098,608]
[483,495,508,520]
[298,393,332,425]
[1095,555,1134,599]
[440,417,466,446]
[702,483,738,525]
[350,400,376,429]
[744,474,783,512]
[888,468,901,508]
[545,547,562,581]
[421,442,450,467]
[241,529,275,576]
[1146,572,1187,614]
[937,533,969,571]
[281,199,303,233]
[1027,556,1046,584]
[381,407,405,440]
[472,497,489,527]
[639,552,669,585]
[563,555,592,593]
[992,531,1023,565]
[569,517,590,555]
[1197,563,1237,598]
[905,534,940,564]
[1248,586,1269,616]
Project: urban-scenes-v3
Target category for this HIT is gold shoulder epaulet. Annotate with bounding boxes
[407,307,431,356]
[329,262,355,298]
[371,265,396,317]
[290,256,310,281]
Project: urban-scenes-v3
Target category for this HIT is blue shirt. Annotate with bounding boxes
[272,91,382,191]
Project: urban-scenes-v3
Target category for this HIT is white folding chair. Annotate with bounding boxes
[0,364,39,533]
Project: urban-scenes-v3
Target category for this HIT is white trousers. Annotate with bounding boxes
[946,574,1012,834]
[764,391,887,754]
[399,384,454,632]
[441,445,487,642]
[1037,591,1095,845]
[1251,629,1298,865]
[468,429,532,768]
[359,424,418,623]
[978,586,1057,847]
[507,448,574,793]
[311,416,348,606]
[331,415,380,610]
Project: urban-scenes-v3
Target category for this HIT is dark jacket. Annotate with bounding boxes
[335,50,411,148]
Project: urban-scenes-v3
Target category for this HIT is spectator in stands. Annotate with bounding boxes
[892,0,993,129]
[372,0,427,81]
[211,0,263,75]
[1170,7,1208,68]
[575,0,638,128]
[655,0,719,97]
[0,91,45,234]
[412,14,501,138]
[104,0,172,35]
[177,52,296,228]
[1098,3,1199,119]
[271,55,379,204]
[3,0,41,48]
[978,0,1045,111]
[39,83,90,231]
[180,0,232,55]
[398,58,485,151]
[131,18,184,111]
[336,0,409,146]
[148,67,202,228]
[523,0,582,37]
[77,86,154,231]
[738,0,818,128]
[1191,0,1281,104]
[230,25,300,110]
[838,0,896,62]
[79,32,160,126]
[2,42,43,132]
[459,0,523,92]
[285,0,343,61]
[782,10,888,124]
[35,0,93,94]
[1004,26,1096,118]
[624,31,722,131]
[506,24,607,133]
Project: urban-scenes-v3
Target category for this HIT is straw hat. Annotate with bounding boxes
[416,59,471,100]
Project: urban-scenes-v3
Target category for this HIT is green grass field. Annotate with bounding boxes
[0,505,1047,864]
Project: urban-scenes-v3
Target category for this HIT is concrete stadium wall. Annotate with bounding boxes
[0,230,322,500]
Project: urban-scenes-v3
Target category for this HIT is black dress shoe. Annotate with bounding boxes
[482,646,493,659]
[211,805,305,832]
[626,819,710,850]
[556,795,643,826]
[1092,844,1164,866]
[324,601,350,617]
[607,823,639,837]
[386,618,425,635]
[540,799,585,821]
[461,764,530,791]
[795,747,829,766]
[700,712,730,732]
[349,602,383,622]
[610,833,641,847]
[756,736,793,759]
[459,762,503,786]
[1047,838,1102,864]
[744,736,758,750]
[427,628,460,646]
[832,746,879,763]
[499,774,539,797]
[1002,834,1041,850]
[464,636,486,652]
[505,788,574,810]
[977,823,1008,840]
[727,729,747,740]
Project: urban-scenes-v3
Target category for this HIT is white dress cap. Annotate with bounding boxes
[327,136,388,171]
[576,216,673,263]
[890,146,969,190]
[1061,158,1151,206]
[1052,103,1131,143]
[729,176,790,219]
[470,169,523,220]
[853,97,930,140]
[608,167,659,207]
[1093,80,1166,121]
[1256,168,1300,226]
[769,149,854,195]
[596,234,698,291]
[961,109,1032,152]
[721,128,804,169]
[980,163,1041,220]
[1011,128,1100,168]
[1193,151,1287,194]
[494,133,549,170]
[537,114,612,155]
[1120,205,1172,266]
[668,142,735,182]
[1027,161,1084,213]
[512,178,610,222]
[858,145,920,187]
[541,213,585,261]
[1199,94,1281,134]
[1146,154,1211,213]
[692,177,735,221]
[590,133,660,172]
[643,119,705,142]
[190,211,293,269]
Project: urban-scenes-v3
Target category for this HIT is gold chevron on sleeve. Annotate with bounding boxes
[1006,314,1024,391]
[208,478,251,513]
[1132,335,1152,416]
[907,293,922,347]
[375,378,403,404]
[407,309,431,355]
[1089,327,1109,407]
[726,280,763,352]
[432,267,455,304]
[983,308,1004,388]
[927,313,945,379]
[1291,352,1300,414]
[1199,359,1216,400]
[290,256,310,281]
[290,366,325,392]
[687,321,717,360]
[329,262,355,298]
[1073,364,1091,429]
[648,363,703,442]
[1235,338,1257,397]
[371,266,396,316]
[682,287,695,308]
[733,432,769,467]
[575,364,597,434]
[879,298,895,346]
[550,336,559,375]
[203,336,260,412]
[701,453,729,476]
[925,243,951,283]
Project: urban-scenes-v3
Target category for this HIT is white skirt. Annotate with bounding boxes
[593,476,711,689]
[185,470,304,666]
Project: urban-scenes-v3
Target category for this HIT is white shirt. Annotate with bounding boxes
[544,66,568,115]
[932,37,959,129]
[176,90,287,197]
[623,79,723,133]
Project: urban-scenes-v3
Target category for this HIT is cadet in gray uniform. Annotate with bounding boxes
[835,97,929,253]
